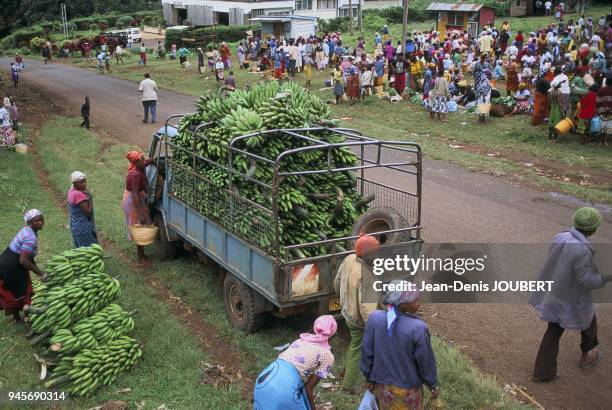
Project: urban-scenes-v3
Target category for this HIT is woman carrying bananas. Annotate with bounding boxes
[122,151,154,263]
[0,209,48,322]
[67,171,98,248]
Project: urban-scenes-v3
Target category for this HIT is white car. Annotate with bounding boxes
[126,28,142,43]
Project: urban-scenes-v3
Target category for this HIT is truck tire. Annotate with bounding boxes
[351,206,409,245]
[154,213,178,260]
[223,274,264,333]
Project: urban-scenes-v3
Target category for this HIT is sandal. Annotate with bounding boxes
[579,349,601,369]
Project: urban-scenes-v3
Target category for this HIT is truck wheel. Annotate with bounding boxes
[351,206,409,245]
[223,274,264,333]
[154,213,178,260]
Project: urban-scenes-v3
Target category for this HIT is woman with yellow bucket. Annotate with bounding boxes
[548,67,571,142]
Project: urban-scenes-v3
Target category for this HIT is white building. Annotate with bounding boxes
[161,0,401,26]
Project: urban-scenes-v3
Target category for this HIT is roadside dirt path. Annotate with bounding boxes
[3,81,252,399]
[5,59,612,409]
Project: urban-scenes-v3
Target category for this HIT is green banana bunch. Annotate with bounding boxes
[45,336,142,397]
[43,244,105,287]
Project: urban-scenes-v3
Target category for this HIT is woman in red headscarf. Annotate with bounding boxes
[121,151,154,262]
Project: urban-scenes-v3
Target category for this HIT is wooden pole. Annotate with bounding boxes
[401,0,409,57]
[358,0,363,32]
[349,0,354,36]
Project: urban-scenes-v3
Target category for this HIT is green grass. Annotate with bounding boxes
[0,145,241,409]
[21,116,531,409]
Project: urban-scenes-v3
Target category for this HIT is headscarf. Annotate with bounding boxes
[127,151,144,172]
[572,207,602,232]
[299,315,337,350]
[384,279,420,337]
[70,171,86,183]
[3,97,10,108]
[354,234,380,257]
[24,209,43,223]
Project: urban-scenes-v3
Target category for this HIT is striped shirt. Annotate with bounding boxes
[9,226,38,255]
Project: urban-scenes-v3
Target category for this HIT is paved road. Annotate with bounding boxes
[6,58,612,408]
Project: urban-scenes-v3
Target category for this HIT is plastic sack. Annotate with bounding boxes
[590,116,602,133]
[447,100,458,112]
[358,390,379,410]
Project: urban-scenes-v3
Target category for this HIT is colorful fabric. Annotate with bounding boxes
[253,359,310,410]
[342,322,364,391]
[375,384,423,410]
[355,234,379,257]
[125,167,149,193]
[0,125,15,147]
[126,151,144,172]
[278,339,334,381]
[394,72,406,95]
[347,75,360,98]
[431,96,448,113]
[9,226,38,255]
[0,248,33,313]
[532,92,549,125]
[516,99,532,114]
[121,190,149,240]
[506,63,519,92]
[68,188,97,247]
[299,315,337,350]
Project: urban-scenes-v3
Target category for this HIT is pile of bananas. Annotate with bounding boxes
[29,273,120,333]
[49,304,135,354]
[171,81,374,258]
[45,336,142,397]
[44,244,105,287]
[25,245,143,397]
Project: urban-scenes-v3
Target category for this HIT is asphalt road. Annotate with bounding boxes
[6,58,612,409]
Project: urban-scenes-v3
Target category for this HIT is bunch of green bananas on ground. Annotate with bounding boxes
[43,244,105,287]
[29,273,120,334]
[45,336,142,397]
[48,304,134,354]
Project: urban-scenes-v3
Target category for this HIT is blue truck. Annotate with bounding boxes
[145,115,423,332]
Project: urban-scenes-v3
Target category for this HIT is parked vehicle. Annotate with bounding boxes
[127,28,142,43]
[144,116,423,332]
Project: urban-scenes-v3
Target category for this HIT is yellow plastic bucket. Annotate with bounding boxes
[554,118,573,135]
[15,143,28,154]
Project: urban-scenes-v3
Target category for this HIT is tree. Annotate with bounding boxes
[0,0,33,36]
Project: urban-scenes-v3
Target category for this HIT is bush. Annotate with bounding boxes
[29,36,47,52]
[128,19,139,27]
[99,23,109,30]
[97,19,109,25]
[66,22,78,32]
[117,15,134,26]
[363,14,387,32]
[90,23,99,31]
[319,17,350,33]
[40,21,61,32]
[0,25,46,49]
[483,0,511,16]
[72,17,95,30]
[116,21,126,29]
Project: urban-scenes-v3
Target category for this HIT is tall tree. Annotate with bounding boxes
[0,0,34,35]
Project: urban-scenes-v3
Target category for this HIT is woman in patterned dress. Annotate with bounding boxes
[253,315,337,410]
[0,210,48,322]
[67,171,98,247]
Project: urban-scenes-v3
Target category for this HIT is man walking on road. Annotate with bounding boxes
[138,73,157,124]
[530,207,611,382]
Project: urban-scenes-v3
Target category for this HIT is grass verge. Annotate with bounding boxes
[0,146,242,409]
[28,116,531,409]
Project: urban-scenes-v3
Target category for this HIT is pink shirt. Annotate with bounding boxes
[67,188,88,206]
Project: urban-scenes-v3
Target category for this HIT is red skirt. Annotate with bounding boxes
[0,248,33,314]
[394,72,406,94]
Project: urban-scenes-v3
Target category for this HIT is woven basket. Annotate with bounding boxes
[129,224,158,246]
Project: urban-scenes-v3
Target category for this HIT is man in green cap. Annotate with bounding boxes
[530,207,611,382]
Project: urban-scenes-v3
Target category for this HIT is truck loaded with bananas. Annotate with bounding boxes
[169,81,375,259]
[23,245,142,397]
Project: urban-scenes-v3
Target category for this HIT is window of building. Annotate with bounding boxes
[338,6,358,17]
[251,9,265,17]
[295,0,313,10]
[446,12,464,26]
[317,0,337,9]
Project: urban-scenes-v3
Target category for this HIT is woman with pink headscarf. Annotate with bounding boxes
[253,315,337,409]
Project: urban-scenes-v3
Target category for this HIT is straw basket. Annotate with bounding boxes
[15,143,28,154]
[129,224,158,246]
[477,103,492,115]
[554,118,574,135]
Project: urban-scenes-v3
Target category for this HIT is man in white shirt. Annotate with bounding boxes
[138,73,158,124]
[478,31,493,54]
[544,1,552,15]
[549,67,570,116]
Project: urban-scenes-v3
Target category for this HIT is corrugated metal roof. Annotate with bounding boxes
[249,15,317,23]
[426,2,484,12]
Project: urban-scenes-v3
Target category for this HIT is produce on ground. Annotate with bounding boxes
[24,245,142,397]
[170,81,374,258]
[491,96,516,108]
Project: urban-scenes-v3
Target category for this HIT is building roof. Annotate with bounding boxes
[249,15,318,23]
[426,2,484,12]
